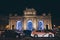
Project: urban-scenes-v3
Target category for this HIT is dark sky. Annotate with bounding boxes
[0,0,60,26]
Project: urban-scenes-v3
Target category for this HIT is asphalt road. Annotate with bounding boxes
[0,37,60,40]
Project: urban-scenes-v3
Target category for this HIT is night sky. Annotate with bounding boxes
[0,0,60,26]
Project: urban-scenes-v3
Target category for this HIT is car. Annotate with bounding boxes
[31,30,54,37]
[15,30,25,37]
[15,30,32,37]
[23,30,32,37]
[1,30,20,38]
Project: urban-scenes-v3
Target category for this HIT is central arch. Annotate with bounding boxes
[27,20,33,31]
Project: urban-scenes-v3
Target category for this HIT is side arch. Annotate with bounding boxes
[38,20,44,30]
[16,20,22,31]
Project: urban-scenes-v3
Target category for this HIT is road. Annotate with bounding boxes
[0,37,59,40]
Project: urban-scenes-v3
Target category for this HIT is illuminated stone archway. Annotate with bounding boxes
[38,20,44,30]
[27,20,33,30]
[16,20,22,31]
[9,8,52,30]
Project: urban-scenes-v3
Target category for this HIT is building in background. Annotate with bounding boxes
[8,8,52,31]
[0,16,8,30]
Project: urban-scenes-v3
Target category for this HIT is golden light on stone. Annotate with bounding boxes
[8,8,52,30]
[6,25,10,30]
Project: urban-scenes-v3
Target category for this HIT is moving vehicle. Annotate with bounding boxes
[31,30,54,37]
[15,30,32,37]
[1,30,20,38]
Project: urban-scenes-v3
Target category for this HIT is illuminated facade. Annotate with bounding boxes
[8,8,52,30]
